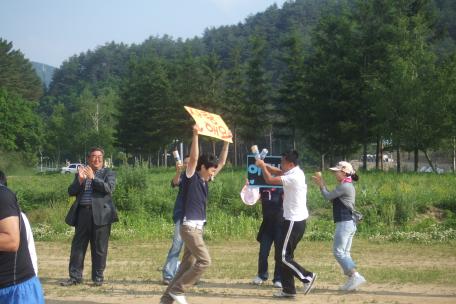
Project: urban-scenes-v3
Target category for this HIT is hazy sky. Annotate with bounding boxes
[0,0,287,67]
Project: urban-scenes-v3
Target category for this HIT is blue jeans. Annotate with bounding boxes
[333,220,357,275]
[162,220,184,280]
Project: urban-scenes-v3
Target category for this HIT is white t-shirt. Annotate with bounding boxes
[280,166,309,221]
[21,212,38,275]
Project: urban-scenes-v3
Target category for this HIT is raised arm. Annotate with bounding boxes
[214,141,229,177]
[186,125,200,178]
[172,163,184,187]
[265,164,283,176]
[312,173,345,201]
[256,160,283,185]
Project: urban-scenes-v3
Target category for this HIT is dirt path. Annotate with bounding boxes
[44,280,456,304]
[37,241,456,304]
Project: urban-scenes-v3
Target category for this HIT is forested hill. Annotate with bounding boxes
[2,0,456,170]
[31,62,56,88]
[47,0,332,98]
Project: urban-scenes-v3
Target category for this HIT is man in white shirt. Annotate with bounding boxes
[256,150,317,298]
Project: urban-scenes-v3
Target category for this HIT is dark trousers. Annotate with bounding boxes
[257,220,282,283]
[280,220,313,294]
[68,206,111,282]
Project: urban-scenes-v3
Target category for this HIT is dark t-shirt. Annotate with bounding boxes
[0,185,35,288]
[182,172,208,222]
[260,187,284,220]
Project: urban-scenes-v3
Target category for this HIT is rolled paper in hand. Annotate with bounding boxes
[251,145,261,160]
[173,150,182,165]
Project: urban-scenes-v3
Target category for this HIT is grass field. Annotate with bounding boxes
[40,239,456,303]
[5,167,456,302]
[8,167,456,243]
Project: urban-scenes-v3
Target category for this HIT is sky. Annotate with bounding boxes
[0,0,288,67]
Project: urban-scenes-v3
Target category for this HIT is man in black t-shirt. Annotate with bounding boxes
[0,170,44,303]
[160,125,230,304]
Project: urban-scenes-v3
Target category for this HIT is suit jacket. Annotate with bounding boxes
[65,168,118,227]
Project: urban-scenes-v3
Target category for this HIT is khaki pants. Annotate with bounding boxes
[161,225,211,303]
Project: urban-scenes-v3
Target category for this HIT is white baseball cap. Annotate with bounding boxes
[329,161,355,175]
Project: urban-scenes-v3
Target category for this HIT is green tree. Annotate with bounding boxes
[303,6,361,168]
[0,39,43,101]
[241,34,272,145]
[0,88,43,158]
[117,53,175,160]
[222,45,246,165]
[277,28,307,149]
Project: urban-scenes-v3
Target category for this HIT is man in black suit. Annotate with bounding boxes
[60,147,118,287]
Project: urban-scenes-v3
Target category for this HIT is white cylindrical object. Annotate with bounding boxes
[251,145,260,160]
[173,150,181,165]
[259,148,268,160]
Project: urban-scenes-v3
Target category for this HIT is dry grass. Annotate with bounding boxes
[38,239,456,303]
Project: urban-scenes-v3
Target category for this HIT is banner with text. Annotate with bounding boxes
[185,106,233,143]
[247,155,282,188]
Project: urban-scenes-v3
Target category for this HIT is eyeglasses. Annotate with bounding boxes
[90,155,103,159]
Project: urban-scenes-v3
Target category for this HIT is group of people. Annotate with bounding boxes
[158,125,366,304]
[240,158,366,298]
[0,123,365,304]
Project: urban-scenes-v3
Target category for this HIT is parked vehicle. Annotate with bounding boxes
[61,163,84,174]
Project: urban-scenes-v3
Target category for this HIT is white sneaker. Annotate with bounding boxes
[169,292,188,304]
[303,273,317,295]
[273,281,282,288]
[345,273,366,291]
[273,290,296,298]
[251,276,264,285]
[339,276,353,291]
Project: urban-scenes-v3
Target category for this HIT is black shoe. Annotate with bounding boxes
[60,278,81,286]
[92,279,104,287]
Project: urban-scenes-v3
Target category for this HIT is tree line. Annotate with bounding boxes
[1,0,456,172]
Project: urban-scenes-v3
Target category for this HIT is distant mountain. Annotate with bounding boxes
[31,61,56,88]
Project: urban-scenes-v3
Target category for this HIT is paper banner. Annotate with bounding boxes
[184,106,233,143]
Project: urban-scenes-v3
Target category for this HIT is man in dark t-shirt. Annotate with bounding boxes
[0,170,44,303]
[160,125,230,304]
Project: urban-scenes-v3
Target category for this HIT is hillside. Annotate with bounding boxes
[32,61,56,88]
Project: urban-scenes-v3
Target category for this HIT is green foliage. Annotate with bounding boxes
[0,38,43,101]
[0,88,43,161]
[3,0,456,170]
[6,168,456,243]
[117,53,175,155]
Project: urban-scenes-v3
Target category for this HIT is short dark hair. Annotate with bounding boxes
[88,147,104,157]
[0,170,7,187]
[196,154,218,171]
[281,150,299,166]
